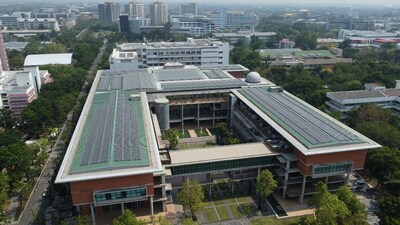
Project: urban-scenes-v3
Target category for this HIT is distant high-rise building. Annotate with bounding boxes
[119,15,130,32]
[180,2,197,15]
[98,2,120,23]
[125,2,144,18]
[0,31,9,72]
[149,2,168,26]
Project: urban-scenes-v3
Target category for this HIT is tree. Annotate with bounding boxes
[158,216,173,225]
[215,122,230,145]
[316,193,350,225]
[336,186,366,216]
[112,209,145,225]
[377,195,400,225]
[256,169,278,209]
[0,173,9,207]
[177,179,204,220]
[165,129,179,150]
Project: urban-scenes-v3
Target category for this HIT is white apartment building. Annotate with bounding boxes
[125,2,144,18]
[109,38,229,70]
[150,2,168,26]
[0,66,52,116]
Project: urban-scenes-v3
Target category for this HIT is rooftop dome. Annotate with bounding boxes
[245,72,261,83]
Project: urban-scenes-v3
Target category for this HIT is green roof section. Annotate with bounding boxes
[69,90,150,174]
[238,87,364,149]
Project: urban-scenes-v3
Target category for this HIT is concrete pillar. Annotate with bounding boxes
[150,196,154,217]
[231,181,235,194]
[197,104,200,129]
[212,103,216,127]
[181,105,184,133]
[257,168,261,176]
[346,173,350,185]
[121,203,125,213]
[283,161,290,198]
[162,201,167,212]
[76,205,81,214]
[299,176,306,205]
[325,176,329,184]
[90,204,96,225]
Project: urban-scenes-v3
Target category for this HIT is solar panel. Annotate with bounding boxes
[98,77,110,91]
[130,104,141,160]
[242,87,360,147]
[110,77,122,90]
[80,106,103,166]
[161,80,245,92]
[204,70,228,79]
[154,68,205,81]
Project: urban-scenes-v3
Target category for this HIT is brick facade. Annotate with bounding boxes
[70,173,154,205]
[293,149,368,175]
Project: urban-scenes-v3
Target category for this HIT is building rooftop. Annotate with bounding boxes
[293,50,335,58]
[257,49,302,59]
[234,87,380,155]
[3,41,29,51]
[24,53,73,66]
[213,31,277,37]
[117,38,226,51]
[55,71,162,183]
[169,142,275,166]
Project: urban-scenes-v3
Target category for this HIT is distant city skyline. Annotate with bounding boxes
[0,0,400,7]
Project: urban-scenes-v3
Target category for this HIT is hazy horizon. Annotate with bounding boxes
[0,0,400,7]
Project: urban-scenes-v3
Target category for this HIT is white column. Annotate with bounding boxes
[346,173,350,185]
[212,103,216,127]
[283,161,290,198]
[121,203,125,213]
[150,196,154,217]
[197,104,200,129]
[299,176,306,204]
[181,105,184,132]
[231,181,235,194]
[76,205,81,214]
[90,204,96,225]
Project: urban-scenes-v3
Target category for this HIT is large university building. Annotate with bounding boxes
[56,64,380,224]
[109,39,230,70]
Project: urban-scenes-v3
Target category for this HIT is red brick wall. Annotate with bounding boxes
[70,173,154,205]
[293,149,368,175]
[228,71,244,78]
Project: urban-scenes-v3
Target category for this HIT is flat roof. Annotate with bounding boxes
[55,71,162,183]
[169,142,275,166]
[198,64,249,72]
[3,41,29,51]
[24,53,73,66]
[234,87,380,155]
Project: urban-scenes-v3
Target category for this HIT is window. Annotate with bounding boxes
[94,187,147,205]
[312,162,352,178]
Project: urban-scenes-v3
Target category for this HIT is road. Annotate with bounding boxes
[14,40,107,225]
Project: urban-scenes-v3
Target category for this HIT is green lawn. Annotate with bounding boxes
[195,129,209,137]
[204,208,219,222]
[216,206,231,221]
[239,203,258,218]
[251,216,306,225]
[177,130,191,138]
[223,192,237,204]
[229,204,245,219]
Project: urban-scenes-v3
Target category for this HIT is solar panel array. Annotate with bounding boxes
[122,72,157,90]
[80,92,116,166]
[204,70,228,79]
[114,92,141,161]
[154,68,205,81]
[80,91,142,166]
[242,88,360,148]
[161,79,245,92]
[99,70,157,91]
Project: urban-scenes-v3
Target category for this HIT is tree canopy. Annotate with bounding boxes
[177,179,205,220]
[112,209,145,225]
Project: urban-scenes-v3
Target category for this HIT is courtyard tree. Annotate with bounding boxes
[75,215,90,225]
[256,169,278,210]
[112,209,145,225]
[215,122,230,145]
[177,179,205,221]
[165,129,179,150]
